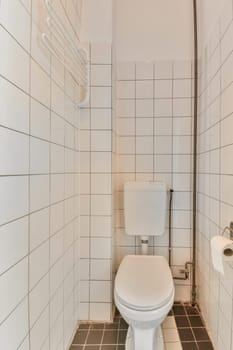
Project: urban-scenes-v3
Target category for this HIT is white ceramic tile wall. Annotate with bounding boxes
[197,2,233,349]
[80,43,113,322]
[0,0,82,349]
[115,60,194,301]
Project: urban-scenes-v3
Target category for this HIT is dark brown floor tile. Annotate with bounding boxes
[173,305,186,315]
[73,330,88,345]
[188,316,204,327]
[192,328,210,341]
[168,309,174,316]
[101,346,117,350]
[113,316,120,323]
[178,328,195,342]
[197,342,214,350]
[105,322,119,330]
[117,346,125,350]
[102,330,118,344]
[119,318,128,329]
[79,324,90,330]
[175,316,190,328]
[118,330,127,344]
[85,347,100,350]
[90,324,105,330]
[115,309,120,316]
[181,342,198,350]
[86,331,103,345]
[70,346,84,350]
[185,305,199,315]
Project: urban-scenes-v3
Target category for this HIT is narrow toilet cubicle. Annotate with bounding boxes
[1,0,233,349]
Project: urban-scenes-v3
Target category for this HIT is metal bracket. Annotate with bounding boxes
[222,222,233,240]
[230,222,233,240]
[173,261,192,281]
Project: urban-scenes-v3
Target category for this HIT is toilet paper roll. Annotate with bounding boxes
[211,236,233,274]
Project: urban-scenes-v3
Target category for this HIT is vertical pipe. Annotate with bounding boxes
[192,0,198,306]
[168,189,174,267]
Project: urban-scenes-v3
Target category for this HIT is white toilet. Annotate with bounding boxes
[114,182,174,350]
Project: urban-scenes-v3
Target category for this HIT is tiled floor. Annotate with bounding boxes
[172,303,214,350]
[70,303,214,350]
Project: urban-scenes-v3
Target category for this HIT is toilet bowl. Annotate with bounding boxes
[114,255,174,350]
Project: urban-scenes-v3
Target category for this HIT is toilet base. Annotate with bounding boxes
[125,326,164,350]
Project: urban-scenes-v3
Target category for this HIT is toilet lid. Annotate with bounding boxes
[115,255,174,311]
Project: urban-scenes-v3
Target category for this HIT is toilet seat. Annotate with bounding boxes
[115,255,174,312]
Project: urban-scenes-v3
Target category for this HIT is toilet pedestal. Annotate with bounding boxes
[115,255,174,350]
[125,326,164,350]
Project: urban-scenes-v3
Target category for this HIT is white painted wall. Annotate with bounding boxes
[114,0,194,61]
[197,0,229,50]
[80,0,231,65]
[81,0,112,42]
[81,0,194,61]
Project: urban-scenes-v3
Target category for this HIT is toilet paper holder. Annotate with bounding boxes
[221,221,233,241]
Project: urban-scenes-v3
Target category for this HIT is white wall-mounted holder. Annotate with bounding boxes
[42,0,90,107]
